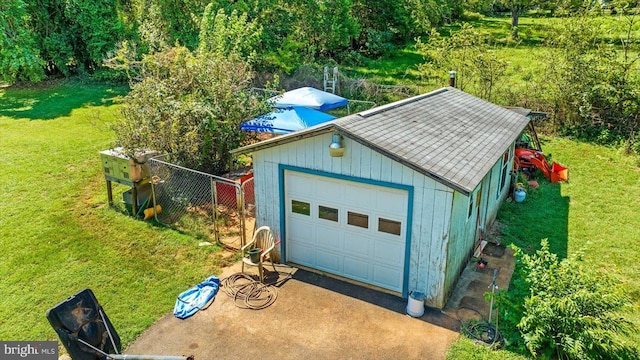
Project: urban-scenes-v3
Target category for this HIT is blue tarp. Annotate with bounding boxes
[240,106,337,134]
[173,276,220,319]
[269,87,348,111]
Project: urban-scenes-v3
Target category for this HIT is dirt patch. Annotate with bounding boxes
[482,243,505,258]
[484,220,505,244]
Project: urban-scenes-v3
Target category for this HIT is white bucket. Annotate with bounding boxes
[406,291,425,317]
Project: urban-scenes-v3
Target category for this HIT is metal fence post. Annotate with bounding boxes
[211,178,219,245]
[236,184,245,247]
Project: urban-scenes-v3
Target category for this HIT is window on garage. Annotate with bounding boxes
[291,200,310,215]
[378,218,401,235]
[497,149,510,198]
[347,211,369,228]
[319,205,339,222]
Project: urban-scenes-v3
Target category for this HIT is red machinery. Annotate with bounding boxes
[513,116,568,183]
[514,147,568,183]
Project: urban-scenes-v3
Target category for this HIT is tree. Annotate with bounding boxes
[198,5,262,63]
[416,24,507,102]
[113,47,271,174]
[505,0,533,38]
[407,0,464,33]
[25,0,125,76]
[0,0,45,82]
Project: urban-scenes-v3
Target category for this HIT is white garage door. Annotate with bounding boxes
[285,170,409,293]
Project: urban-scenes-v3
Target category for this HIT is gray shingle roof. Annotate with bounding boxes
[233,87,530,195]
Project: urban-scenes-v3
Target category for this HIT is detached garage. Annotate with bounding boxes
[233,87,529,308]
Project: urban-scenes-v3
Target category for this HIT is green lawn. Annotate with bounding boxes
[0,80,232,345]
[343,13,639,95]
[447,137,640,358]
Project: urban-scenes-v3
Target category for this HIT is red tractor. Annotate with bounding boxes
[509,108,568,183]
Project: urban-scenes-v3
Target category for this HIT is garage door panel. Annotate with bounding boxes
[316,249,342,273]
[376,190,407,214]
[289,220,315,245]
[316,179,343,203]
[288,173,313,197]
[373,265,403,291]
[345,184,374,209]
[343,233,371,255]
[343,256,371,281]
[289,242,314,265]
[285,170,408,294]
[374,241,404,265]
[315,225,342,250]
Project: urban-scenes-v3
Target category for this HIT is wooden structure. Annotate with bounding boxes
[232,87,529,308]
[100,148,157,216]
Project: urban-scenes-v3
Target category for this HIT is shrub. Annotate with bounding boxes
[499,239,639,359]
[362,29,396,58]
[112,46,272,174]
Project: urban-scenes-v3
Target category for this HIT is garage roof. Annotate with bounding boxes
[233,87,530,195]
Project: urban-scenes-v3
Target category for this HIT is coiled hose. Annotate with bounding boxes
[457,306,505,348]
[221,270,292,310]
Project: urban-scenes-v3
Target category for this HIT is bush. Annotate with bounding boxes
[498,239,639,359]
[461,11,485,21]
[112,46,272,174]
[362,29,396,58]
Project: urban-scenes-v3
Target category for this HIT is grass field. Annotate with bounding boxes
[476,136,640,358]
[2,13,640,356]
[343,13,639,95]
[0,80,233,345]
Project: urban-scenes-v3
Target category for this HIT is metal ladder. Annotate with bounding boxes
[324,66,339,94]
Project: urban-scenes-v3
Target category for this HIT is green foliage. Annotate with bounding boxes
[113,46,271,174]
[0,0,45,82]
[362,29,397,58]
[24,0,125,77]
[534,12,640,144]
[198,6,262,63]
[408,0,465,32]
[416,23,507,102]
[351,0,411,42]
[314,0,361,57]
[262,35,310,73]
[499,239,638,359]
[150,0,209,49]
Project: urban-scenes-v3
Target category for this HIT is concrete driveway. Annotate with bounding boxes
[126,262,460,360]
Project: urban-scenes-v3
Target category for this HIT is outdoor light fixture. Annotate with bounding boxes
[329,133,345,157]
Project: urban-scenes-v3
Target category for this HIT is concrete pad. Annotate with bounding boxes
[127,263,459,360]
[444,244,515,323]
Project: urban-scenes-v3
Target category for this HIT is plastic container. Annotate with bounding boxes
[248,248,262,263]
[406,290,425,317]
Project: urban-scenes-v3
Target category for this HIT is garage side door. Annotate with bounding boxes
[285,170,409,293]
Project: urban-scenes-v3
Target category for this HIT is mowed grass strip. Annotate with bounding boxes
[0,81,230,344]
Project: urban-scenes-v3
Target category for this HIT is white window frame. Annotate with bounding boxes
[497,147,511,199]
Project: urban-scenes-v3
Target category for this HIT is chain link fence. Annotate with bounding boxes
[148,154,255,250]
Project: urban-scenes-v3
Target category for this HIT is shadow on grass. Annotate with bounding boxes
[498,177,569,258]
[0,79,128,120]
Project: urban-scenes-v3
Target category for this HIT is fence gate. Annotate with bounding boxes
[148,154,255,250]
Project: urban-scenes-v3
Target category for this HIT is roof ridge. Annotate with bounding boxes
[357,87,450,118]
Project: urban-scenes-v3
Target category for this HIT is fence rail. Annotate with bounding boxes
[148,154,254,250]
